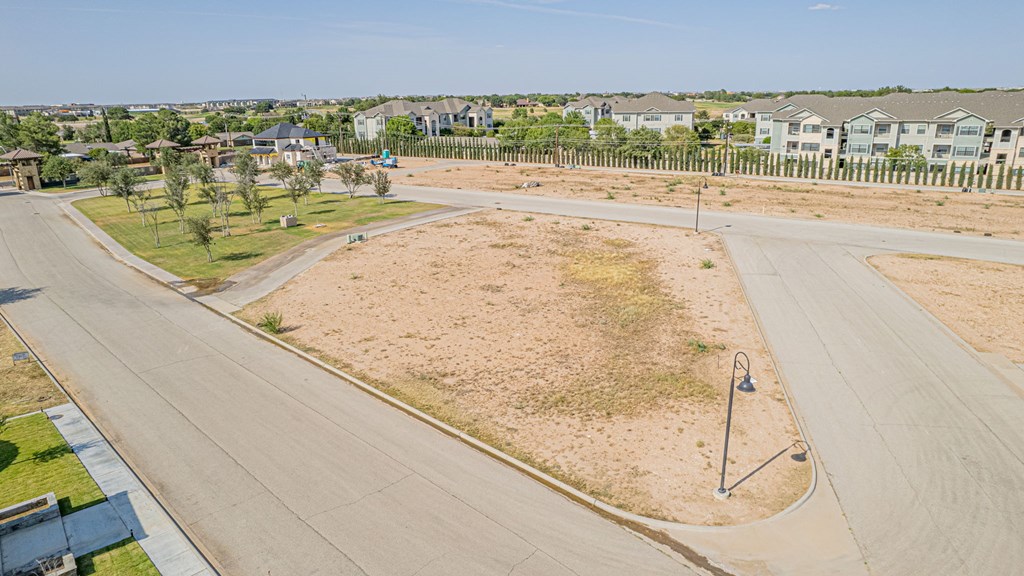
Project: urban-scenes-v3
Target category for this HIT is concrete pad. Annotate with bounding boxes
[62,502,129,556]
[0,516,68,573]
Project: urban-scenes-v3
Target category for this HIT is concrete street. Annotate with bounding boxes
[3,171,1024,575]
[0,194,701,575]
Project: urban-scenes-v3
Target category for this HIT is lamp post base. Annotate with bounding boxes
[713,488,731,500]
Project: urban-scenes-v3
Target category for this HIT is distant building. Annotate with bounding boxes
[562,96,622,127]
[248,123,336,167]
[764,91,1024,168]
[353,98,493,139]
[515,98,541,107]
[564,92,694,132]
[215,131,255,147]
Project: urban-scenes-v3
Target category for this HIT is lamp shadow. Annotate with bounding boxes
[727,440,808,492]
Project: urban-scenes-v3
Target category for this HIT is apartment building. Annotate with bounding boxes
[353,98,493,139]
[611,92,695,132]
[766,91,1024,168]
[562,96,621,126]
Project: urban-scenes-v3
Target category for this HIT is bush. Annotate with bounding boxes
[257,311,284,334]
[700,259,715,269]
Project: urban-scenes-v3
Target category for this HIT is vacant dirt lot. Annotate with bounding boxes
[871,254,1024,364]
[241,211,809,525]
[401,164,1024,239]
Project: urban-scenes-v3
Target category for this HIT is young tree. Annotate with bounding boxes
[78,159,114,196]
[186,216,215,263]
[371,169,391,204]
[61,124,76,141]
[332,162,369,198]
[110,167,140,213]
[129,184,156,227]
[41,155,80,188]
[101,108,113,142]
[163,165,191,233]
[593,118,627,150]
[663,125,701,154]
[230,152,259,188]
[284,173,310,214]
[304,158,326,195]
[216,183,234,237]
[269,161,294,190]
[189,162,218,216]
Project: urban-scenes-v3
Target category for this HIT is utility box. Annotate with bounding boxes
[347,233,368,244]
[280,215,297,228]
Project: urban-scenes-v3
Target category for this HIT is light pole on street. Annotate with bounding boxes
[714,351,756,500]
[694,176,709,233]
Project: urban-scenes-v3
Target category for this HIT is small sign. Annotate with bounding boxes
[12,351,30,363]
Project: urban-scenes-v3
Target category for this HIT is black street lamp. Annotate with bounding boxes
[714,351,756,500]
[694,176,709,233]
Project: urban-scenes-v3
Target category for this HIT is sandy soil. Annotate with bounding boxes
[241,211,809,524]
[400,163,1024,239]
[870,254,1024,364]
[1,321,65,416]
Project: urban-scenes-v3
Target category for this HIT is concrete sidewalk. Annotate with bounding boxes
[213,205,479,308]
[45,403,214,576]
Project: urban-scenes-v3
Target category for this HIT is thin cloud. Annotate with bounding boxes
[463,0,687,30]
[808,3,841,10]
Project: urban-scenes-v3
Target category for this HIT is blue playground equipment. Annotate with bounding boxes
[371,150,399,168]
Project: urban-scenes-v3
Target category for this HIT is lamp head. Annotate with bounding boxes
[736,373,756,393]
[702,182,709,189]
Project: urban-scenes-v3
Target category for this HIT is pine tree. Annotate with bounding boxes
[996,164,1005,189]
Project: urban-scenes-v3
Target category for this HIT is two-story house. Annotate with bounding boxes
[248,123,337,167]
[353,98,493,139]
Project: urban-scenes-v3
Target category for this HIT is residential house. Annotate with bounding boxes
[767,91,1024,168]
[516,98,541,107]
[610,92,695,133]
[215,131,255,147]
[248,123,336,167]
[562,96,622,127]
[353,98,493,139]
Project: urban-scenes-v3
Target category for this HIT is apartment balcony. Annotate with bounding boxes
[931,152,948,159]
[933,133,953,139]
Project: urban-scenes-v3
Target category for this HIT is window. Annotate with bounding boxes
[936,124,953,136]
[826,127,835,139]
[760,114,770,121]
[851,124,871,134]
[674,114,685,122]
[800,142,820,152]
[802,124,821,133]
[621,115,631,121]
[643,114,662,122]
[788,123,800,135]
[957,125,981,136]
[875,124,890,135]
[1000,129,1012,143]
[900,124,910,134]
[917,124,927,135]
[1019,147,1024,158]
[873,143,889,155]
[953,146,977,157]
[849,143,869,154]
[356,119,364,126]
[996,153,1007,165]
[759,128,769,135]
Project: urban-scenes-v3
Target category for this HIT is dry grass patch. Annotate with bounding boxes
[870,254,1024,363]
[241,211,807,524]
[1,321,65,417]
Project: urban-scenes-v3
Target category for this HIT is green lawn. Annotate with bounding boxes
[74,186,438,287]
[77,538,160,576]
[0,413,105,515]
[694,101,741,118]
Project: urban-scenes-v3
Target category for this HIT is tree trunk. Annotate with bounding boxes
[205,246,212,263]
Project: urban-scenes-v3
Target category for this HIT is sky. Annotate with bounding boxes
[2,0,1022,105]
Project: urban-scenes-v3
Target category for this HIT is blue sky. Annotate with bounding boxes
[3,0,1022,104]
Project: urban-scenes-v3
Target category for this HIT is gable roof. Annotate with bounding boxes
[215,131,254,140]
[0,148,42,160]
[144,139,180,149]
[360,98,484,118]
[566,96,623,109]
[612,92,695,114]
[770,91,1024,126]
[191,135,221,145]
[253,122,325,139]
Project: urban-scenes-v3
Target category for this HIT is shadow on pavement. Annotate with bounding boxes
[0,286,43,305]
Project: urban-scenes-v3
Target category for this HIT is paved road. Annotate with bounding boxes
[387,183,1024,575]
[0,196,701,575]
